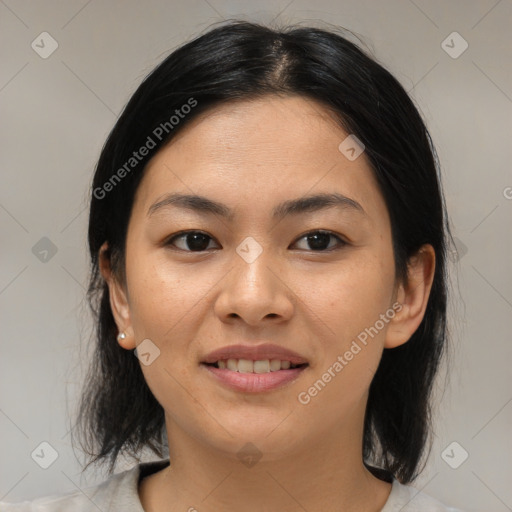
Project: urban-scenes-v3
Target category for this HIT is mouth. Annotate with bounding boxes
[202,359,308,372]
[199,343,310,392]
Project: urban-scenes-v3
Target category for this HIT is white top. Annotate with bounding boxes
[0,459,465,511]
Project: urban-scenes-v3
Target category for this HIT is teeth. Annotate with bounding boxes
[238,359,253,373]
[215,358,302,373]
[269,359,281,371]
[253,360,270,373]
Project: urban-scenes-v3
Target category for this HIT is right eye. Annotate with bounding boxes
[165,230,219,252]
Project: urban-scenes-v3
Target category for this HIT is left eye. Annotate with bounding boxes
[165,230,346,253]
[293,230,346,251]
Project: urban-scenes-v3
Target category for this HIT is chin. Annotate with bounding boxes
[200,415,306,462]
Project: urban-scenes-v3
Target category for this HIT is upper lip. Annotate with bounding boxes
[201,343,309,365]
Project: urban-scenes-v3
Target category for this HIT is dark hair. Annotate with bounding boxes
[74,19,453,484]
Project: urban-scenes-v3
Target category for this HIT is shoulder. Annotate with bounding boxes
[381,479,466,512]
[0,464,143,512]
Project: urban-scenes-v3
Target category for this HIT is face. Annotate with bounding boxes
[104,95,428,462]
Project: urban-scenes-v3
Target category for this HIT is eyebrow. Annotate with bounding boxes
[147,192,367,220]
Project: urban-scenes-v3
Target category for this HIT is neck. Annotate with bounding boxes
[140,411,392,512]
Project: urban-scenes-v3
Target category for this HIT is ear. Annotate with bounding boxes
[98,242,136,350]
[384,244,436,349]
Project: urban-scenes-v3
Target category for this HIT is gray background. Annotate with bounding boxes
[1,1,511,510]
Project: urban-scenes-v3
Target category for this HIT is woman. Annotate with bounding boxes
[2,20,464,511]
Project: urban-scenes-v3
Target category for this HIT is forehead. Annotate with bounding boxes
[132,95,387,227]
[166,95,344,165]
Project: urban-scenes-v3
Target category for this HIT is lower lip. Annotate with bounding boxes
[201,364,308,392]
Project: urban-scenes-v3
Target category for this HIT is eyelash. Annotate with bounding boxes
[165,230,348,253]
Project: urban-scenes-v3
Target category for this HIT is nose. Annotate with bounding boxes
[214,247,294,327]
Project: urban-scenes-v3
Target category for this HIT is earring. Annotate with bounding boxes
[117,332,127,342]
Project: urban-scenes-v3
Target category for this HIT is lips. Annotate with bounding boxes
[201,343,309,366]
[199,343,309,392]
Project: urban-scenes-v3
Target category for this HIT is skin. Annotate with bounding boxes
[99,95,435,512]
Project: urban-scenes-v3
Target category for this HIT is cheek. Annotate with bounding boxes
[316,252,395,340]
[127,268,180,339]
[125,258,210,420]
[126,252,209,340]
[297,262,394,418]
[302,250,395,393]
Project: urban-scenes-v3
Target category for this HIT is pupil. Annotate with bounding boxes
[308,233,330,250]
[187,233,209,251]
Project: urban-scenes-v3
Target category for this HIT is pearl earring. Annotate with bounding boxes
[117,332,127,342]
